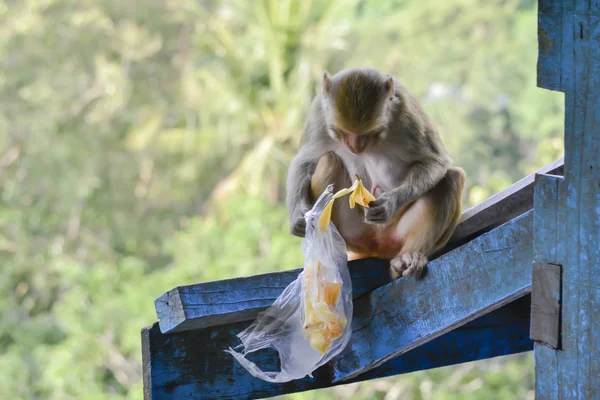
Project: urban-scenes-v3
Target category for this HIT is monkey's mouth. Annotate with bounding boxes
[345,146,364,155]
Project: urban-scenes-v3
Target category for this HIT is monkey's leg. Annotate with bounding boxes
[310,152,370,259]
[389,167,466,280]
[309,151,352,200]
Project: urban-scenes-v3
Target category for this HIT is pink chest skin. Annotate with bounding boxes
[347,230,404,260]
[330,145,409,260]
[342,198,406,260]
[371,184,382,197]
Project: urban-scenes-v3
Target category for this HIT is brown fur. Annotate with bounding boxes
[286,68,466,280]
[326,70,392,134]
[310,152,465,278]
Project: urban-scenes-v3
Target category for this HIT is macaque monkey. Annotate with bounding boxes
[286,68,465,280]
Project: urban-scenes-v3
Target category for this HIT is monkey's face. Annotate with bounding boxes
[322,69,393,154]
[328,124,385,155]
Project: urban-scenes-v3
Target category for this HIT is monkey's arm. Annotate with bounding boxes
[286,148,318,237]
[286,96,330,237]
[365,156,450,225]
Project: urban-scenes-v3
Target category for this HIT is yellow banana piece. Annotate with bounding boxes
[349,175,376,209]
[304,176,375,353]
[318,175,374,232]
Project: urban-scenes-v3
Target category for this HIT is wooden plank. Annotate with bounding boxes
[562,5,597,400]
[555,4,579,398]
[156,159,562,334]
[538,0,564,91]
[563,7,599,399]
[533,2,600,398]
[532,174,562,400]
[332,210,533,382]
[571,14,594,400]
[155,258,391,334]
[350,295,533,382]
[577,15,600,400]
[142,296,533,400]
[141,326,153,400]
[530,262,562,348]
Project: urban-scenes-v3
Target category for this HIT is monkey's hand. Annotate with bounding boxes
[364,192,398,225]
[291,215,307,237]
[290,206,310,237]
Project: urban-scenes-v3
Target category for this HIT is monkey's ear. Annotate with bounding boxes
[385,76,394,99]
[323,72,331,94]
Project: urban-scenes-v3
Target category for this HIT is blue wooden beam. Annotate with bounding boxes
[537,0,564,92]
[155,258,391,334]
[142,296,532,400]
[532,174,563,399]
[533,1,600,398]
[142,211,534,398]
[332,210,533,381]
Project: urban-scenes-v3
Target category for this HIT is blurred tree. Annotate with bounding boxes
[0,0,561,399]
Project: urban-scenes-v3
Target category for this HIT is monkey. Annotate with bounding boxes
[285,67,466,280]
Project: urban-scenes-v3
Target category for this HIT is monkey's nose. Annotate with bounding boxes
[344,136,363,154]
[346,144,361,154]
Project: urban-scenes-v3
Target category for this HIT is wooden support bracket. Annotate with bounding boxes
[530,262,562,349]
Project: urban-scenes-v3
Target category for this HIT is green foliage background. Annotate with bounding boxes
[0,0,562,399]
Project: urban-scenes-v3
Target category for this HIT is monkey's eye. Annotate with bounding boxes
[369,126,385,139]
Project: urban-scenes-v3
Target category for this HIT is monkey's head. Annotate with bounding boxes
[322,68,395,154]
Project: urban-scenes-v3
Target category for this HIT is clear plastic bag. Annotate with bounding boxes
[226,177,374,383]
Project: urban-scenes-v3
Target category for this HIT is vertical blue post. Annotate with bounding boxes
[535,0,600,398]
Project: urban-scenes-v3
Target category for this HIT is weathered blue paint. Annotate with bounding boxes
[533,1,600,398]
[531,174,563,353]
[538,0,563,91]
[532,174,562,400]
[533,174,562,265]
[333,211,533,382]
[142,212,534,399]
[155,258,391,333]
[142,296,533,400]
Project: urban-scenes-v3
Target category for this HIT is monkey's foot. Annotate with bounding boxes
[390,252,428,280]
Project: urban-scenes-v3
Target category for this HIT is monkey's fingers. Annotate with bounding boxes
[390,253,427,280]
[291,217,307,237]
[368,197,387,207]
[364,204,391,225]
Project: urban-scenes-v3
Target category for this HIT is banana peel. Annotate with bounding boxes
[318,175,376,232]
[304,175,375,353]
